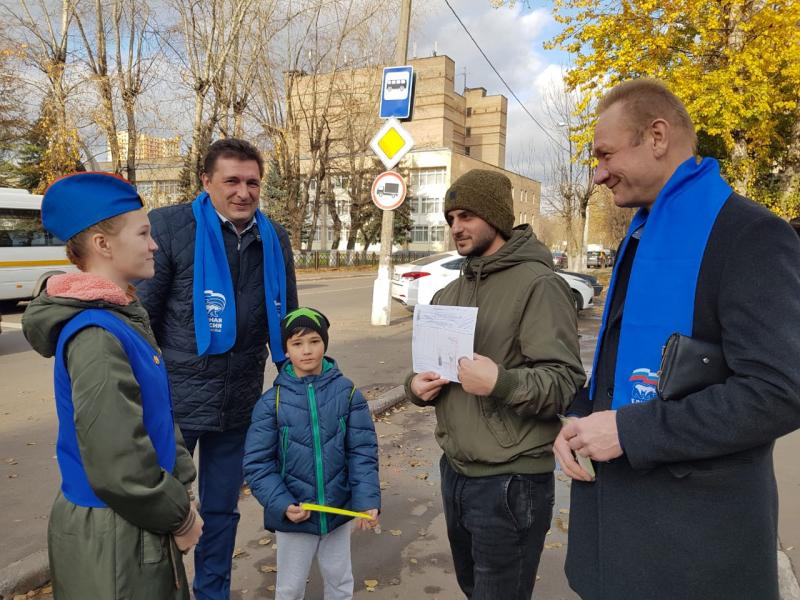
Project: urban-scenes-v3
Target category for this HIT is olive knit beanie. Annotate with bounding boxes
[444,169,515,239]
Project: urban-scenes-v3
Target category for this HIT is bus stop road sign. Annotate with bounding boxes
[370,118,414,170]
[371,171,407,210]
[380,65,414,119]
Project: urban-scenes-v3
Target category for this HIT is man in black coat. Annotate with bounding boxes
[556,79,800,600]
[137,139,298,600]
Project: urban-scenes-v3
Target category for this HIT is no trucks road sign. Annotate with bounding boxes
[371,171,407,210]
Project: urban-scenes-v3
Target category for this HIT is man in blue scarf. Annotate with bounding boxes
[137,139,298,600]
[556,79,800,600]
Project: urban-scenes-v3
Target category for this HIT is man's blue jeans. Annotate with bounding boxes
[440,454,555,600]
[181,428,248,600]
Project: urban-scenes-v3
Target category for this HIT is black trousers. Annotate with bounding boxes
[440,454,555,600]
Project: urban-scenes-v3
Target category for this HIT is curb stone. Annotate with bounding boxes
[0,550,48,600]
[296,271,376,282]
[368,385,407,417]
[779,549,800,600]
[0,386,409,598]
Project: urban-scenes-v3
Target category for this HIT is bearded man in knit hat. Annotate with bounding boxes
[405,169,586,600]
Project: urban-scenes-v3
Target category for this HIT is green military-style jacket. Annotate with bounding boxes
[23,288,196,600]
[405,225,586,477]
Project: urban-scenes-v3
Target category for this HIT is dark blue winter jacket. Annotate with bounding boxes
[243,358,380,535]
[136,203,298,432]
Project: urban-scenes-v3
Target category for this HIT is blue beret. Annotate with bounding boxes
[42,172,143,241]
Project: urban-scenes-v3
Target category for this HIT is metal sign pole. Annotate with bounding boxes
[371,0,412,326]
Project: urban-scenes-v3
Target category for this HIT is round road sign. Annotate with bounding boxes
[371,171,407,210]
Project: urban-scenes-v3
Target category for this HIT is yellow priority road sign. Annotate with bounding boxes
[369,118,414,170]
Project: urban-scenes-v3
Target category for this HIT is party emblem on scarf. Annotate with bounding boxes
[204,289,227,333]
[629,368,659,403]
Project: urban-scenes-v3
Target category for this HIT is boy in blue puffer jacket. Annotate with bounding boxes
[244,307,380,600]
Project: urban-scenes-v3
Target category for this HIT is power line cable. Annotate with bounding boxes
[441,0,568,152]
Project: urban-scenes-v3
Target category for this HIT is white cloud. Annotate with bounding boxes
[412,0,571,182]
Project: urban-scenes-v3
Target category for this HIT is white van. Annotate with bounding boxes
[0,187,77,307]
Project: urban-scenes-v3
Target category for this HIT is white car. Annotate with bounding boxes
[391,251,594,312]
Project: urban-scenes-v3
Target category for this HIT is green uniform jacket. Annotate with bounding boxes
[23,291,197,600]
[405,225,586,476]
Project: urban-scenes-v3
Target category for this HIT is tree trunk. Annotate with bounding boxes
[345,217,359,250]
[326,190,342,250]
[305,184,320,251]
[289,206,304,249]
[777,114,800,216]
[100,84,121,173]
[188,92,206,195]
[730,134,750,195]
[124,104,137,184]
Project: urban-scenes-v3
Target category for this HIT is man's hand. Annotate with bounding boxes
[554,423,595,482]
[285,504,311,523]
[457,353,499,396]
[174,506,204,553]
[355,508,379,531]
[562,411,623,463]
[410,371,449,402]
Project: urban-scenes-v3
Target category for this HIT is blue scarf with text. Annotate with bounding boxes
[590,157,732,408]
[192,193,287,361]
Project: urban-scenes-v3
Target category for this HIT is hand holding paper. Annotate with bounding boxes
[457,353,499,396]
[410,371,449,401]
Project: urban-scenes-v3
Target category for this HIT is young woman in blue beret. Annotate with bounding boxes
[22,172,202,599]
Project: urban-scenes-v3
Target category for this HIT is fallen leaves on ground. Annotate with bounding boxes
[554,516,569,533]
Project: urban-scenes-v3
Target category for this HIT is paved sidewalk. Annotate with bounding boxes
[4,296,799,599]
[296,268,377,281]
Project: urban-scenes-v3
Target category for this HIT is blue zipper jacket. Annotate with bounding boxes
[243,358,380,535]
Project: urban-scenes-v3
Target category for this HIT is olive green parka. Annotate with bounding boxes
[405,225,586,476]
[23,277,196,600]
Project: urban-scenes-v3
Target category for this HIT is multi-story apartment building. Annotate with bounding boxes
[99,133,183,209]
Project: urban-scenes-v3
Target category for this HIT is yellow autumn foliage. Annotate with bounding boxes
[547,0,800,214]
